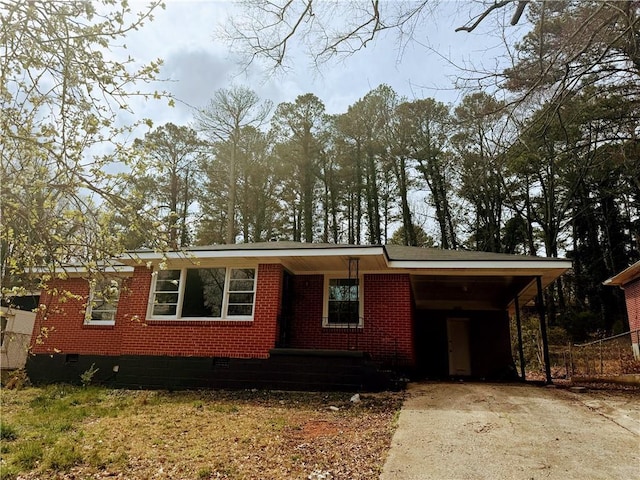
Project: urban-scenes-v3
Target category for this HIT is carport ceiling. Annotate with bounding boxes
[411,275,534,310]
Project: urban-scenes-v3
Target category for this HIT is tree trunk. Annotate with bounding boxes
[226,138,237,244]
[395,156,415,246]
[366,149,381,244]
[180,165,190,247]
[355,144,363,244]
[169,164,179,250]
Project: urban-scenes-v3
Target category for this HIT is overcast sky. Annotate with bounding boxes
[122,0,528,128]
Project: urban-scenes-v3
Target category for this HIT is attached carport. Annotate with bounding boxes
[384,246,572,383]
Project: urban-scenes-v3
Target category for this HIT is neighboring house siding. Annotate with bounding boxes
[30,264,283,360]
[288,273,415,366]
[624,277,640,358]
[625,277,640,332]
[1,308,36,370]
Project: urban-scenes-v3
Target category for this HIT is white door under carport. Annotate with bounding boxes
[447,317,471,376]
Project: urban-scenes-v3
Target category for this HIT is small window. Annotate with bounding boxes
[323,276,362,327]
[86,279,121,325]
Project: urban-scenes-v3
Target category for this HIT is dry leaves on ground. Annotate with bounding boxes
[2,387,404,480]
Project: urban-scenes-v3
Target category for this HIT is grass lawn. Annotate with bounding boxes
[0,385,403,479]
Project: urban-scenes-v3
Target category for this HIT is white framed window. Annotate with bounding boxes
[322,275,363,327]
[149,267,257,320]
[85,279,121,325]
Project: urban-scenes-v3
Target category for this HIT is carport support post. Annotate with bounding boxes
[514,295,526,380]
[536,276,552,384]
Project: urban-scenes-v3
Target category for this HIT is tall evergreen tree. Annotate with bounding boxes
[271,93,328,243]
[394,98,458,249]
[195,86,272,244]
[130,123,205,250]
[452,93,510,253]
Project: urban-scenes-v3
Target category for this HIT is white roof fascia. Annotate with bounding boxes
[32,265,134,274]
[124,246,385,261]
[387,259,573,271]
[71,265,134,274]
[124,249,572,274]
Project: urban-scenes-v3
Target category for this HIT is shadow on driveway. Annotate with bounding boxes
[381,382,639,480]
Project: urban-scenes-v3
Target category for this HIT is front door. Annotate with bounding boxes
[277,271,294,347]
[447,317,471,376]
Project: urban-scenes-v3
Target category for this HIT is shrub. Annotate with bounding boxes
[80,363,99,387]
[3,369,29,390]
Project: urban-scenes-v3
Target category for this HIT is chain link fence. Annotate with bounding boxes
[511,314,640,381]
[534,331,640,380]
[565,330,640,378]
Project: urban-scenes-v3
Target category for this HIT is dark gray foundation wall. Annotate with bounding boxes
[25,350,398,391]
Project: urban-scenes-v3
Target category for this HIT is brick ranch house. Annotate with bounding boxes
[27,242,571,390]
[604,260,640,360]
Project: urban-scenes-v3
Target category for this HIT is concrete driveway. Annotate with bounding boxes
[381,382,639,480]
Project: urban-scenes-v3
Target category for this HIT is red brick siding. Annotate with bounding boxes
[624,277,640,343]
[30,264,283,359]
[30,277,122,356]
[364,274,415,365]
[288,273,415,366]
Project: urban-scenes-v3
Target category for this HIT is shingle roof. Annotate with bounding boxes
[128,241,375,254]
[128,241,569,264]
[383,245,566,263]
[187,241,370,251]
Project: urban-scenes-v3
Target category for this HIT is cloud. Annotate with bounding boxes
[117,0,520,130]
[162,49,234,111]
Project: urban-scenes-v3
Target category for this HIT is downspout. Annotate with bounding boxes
[536,276,552,384]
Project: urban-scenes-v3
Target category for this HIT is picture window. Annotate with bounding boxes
[149,267,256,320]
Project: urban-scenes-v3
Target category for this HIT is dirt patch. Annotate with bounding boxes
[293,420,343,440]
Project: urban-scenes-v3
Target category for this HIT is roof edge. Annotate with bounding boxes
[603,260,640,287]
[122,244,385,262]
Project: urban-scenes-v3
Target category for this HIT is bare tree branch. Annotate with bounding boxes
[510,1,528,26]
[222,0,526,71]
[455,1,513,33]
